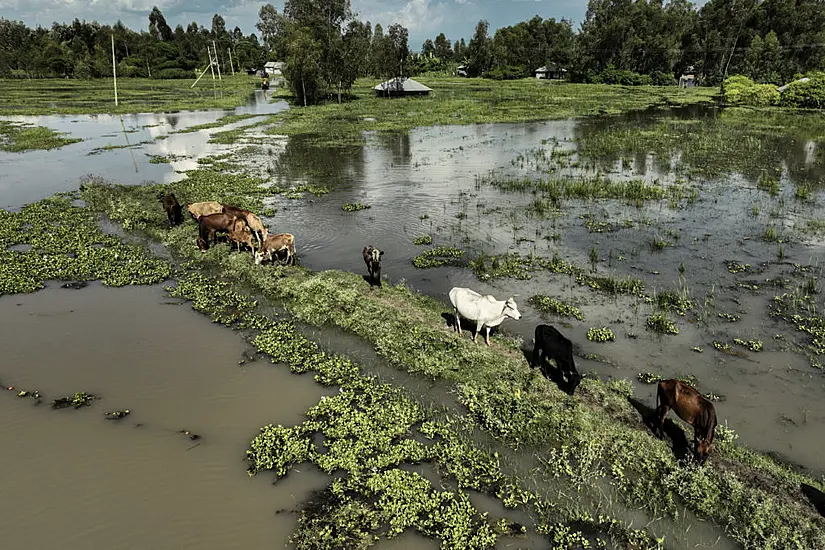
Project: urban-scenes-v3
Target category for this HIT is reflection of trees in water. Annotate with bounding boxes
[273,136,366,189]
[374,132,411,166]
[574,107,825,186]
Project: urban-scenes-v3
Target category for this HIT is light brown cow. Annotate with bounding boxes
[254,233,295,265]
[187,201,223,221]
[227,220,255,253]
[222,204,268,247]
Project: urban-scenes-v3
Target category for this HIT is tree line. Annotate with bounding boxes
[1,0,824,99]
[0,8,268,79]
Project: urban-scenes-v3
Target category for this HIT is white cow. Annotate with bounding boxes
[448,287,521,347]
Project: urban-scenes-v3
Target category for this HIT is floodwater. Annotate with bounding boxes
[2,100,825,545]
[0,88,287,210]
[0,283,332,549]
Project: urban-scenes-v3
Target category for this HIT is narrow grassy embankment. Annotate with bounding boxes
[0,120,82,152]
[0,74,261,115]
[78,179,825,549]
[252,77,717,146]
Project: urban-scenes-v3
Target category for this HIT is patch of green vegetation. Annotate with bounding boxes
[726,261,752,274]
[586,327,615,342]
[0,195,171,296]
[412,246,466,269]
[638,372,664,384]
[770,288,825,361]
[0,120,81,152]
[0,75,258,115]
[734,338,764,352]
[342,202,371,212]
[528,294,584,321]
[654,289,693,316]
[646,313,679,335]
[413,234,433,245]
[51,391,98,409]
[173,113,259,134]
[718,312,741,322]
[485,173,672,205]
[757,172,781,196]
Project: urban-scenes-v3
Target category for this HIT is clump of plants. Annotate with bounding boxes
[726,261,752,274]
[412,246,466,269]
[528,294,584,321]
[342,202,371,212]
[413,234,433,245]
[734,338,764,352]
[646,313,679,335]
[586,327,615,342]
[51,391,98,409]
[718,312,740,322]
[654,289,693,316]
[638,372,664,384]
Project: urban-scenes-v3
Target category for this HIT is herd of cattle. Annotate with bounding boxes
[160,191,718,465]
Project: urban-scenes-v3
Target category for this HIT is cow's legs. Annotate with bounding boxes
[483,326,491,346]
[531,345,542,368]
[655,405,669,439]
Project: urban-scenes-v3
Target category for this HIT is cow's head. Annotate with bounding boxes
[696,437,714,464]
[504,296,521,320]
[254,250,265,265]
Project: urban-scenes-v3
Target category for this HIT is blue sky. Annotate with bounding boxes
[2,0,606,49]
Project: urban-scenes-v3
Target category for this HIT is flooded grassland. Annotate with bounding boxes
[2,83,825,549]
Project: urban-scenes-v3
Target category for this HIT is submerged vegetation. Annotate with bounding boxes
[0,120,81,152]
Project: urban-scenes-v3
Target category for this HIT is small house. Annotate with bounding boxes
[455,64,468,77]
[374,77,432,97]
[534,63,567,80]
[264,61,284,76]
[678,74,696,88]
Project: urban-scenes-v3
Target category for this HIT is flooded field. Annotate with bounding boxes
[3,100,825,547]
[0,89,285,210]
[0,283,331,549]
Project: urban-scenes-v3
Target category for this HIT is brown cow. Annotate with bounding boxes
[221,204,268,247]
[196,212,242,252]
[655,379,718,464]
[188,201,223,221]
[254,233,295,265]
[227,221,255,253]
[159,192,183,226]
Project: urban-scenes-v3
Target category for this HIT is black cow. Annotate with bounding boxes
[363,245,384,286]
[531,324,582,395]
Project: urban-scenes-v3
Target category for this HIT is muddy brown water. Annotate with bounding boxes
[0,283,332,549]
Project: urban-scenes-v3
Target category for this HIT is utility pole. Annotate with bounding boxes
[207,45,216,81]
[111,34,118,106]
[228,47,235,75]
[213,41,222,80]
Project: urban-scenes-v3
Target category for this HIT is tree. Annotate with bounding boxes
[387,23,409,76]
[434,33,452,60]
[421,39,434,56]
[149,6,173,41]
[467,20,492,76]
[211,14,227,41]
[256,4,283,54]
[283,28,322,106]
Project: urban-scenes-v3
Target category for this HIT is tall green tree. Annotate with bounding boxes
[467,20,492,76]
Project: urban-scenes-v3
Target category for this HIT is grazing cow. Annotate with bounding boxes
[363,245,384,286]
[196,212,242,252]
[159,192,183,226]
[187,201,223,221]
[227,220,256,253]
[221,204,268,247]
[531,324,582,395]
[254,233,296,265]
[655,379,718,464]
[448,287,521,347]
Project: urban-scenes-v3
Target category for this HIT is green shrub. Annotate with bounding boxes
[153,68,194,79]
[722,75,779,106]
[780,75,825,108]
[485,65,528,81]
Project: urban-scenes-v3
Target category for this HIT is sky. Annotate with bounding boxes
[1,0,600,50]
